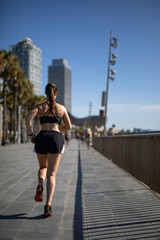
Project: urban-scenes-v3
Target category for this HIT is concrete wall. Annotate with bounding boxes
[93,134,160,194]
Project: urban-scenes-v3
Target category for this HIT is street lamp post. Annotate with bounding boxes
[104,31,118,136]
[88,101,92,126]
[104,31,112,136]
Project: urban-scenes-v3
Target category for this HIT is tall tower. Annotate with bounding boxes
[48,59,71,112]
[11,38,42,95]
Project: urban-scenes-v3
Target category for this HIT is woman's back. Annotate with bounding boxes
[37,101,65,132]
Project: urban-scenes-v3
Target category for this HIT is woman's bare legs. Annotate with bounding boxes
[46,153,62,206]
[36,153,48,186]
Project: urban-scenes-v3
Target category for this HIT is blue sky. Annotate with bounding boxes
[0,0,160,131]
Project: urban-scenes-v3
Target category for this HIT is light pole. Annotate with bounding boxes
[104,31,118,136]
[88,101,92,126]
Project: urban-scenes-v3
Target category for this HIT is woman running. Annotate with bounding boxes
[26,83,72,217]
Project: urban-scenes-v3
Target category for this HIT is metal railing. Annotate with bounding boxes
[92,133,160,194]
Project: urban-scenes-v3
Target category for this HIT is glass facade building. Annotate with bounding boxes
[11,38,42,95]
[48,59,71,112]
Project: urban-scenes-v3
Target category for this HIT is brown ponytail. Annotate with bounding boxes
[45,83,58,115]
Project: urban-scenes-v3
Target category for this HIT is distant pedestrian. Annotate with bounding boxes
[86,128,92,149]
[26,83,72,217]
[80,132,84,144]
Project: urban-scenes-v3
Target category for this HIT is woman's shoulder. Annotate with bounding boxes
[34,101,47,108]
[56,103,67,117]
[56,103,66,110]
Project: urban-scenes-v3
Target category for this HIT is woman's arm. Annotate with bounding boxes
[59,107,72,133]
[25,106,38,143]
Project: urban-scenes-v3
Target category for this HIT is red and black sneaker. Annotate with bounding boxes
[34,185,44,202]
[44,205,52,217]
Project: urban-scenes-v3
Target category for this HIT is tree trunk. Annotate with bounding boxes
[13,84,17,143]
[21,114,23,143]
[9,110,12,133]
[9,109,13,143]
[11,110,13,142]
[2,78,6,145]
[25,104,29,142]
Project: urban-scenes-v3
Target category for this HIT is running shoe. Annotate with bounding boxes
[34,184,44,202]
[44,205,52,217]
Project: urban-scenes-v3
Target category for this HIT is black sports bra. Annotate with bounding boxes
[39,105,62,125]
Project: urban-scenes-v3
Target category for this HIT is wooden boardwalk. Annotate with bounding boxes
[0,139,160,240]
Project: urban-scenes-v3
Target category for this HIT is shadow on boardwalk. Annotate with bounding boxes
[73,142,83,239]
[0,139,160,240]
[0,213,44,220]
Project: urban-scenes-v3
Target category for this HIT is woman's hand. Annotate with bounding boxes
[30,135,35,144]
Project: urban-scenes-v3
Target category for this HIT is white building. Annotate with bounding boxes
[11,38,42,95]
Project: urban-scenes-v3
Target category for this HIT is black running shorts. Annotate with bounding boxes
[35,130,65,154]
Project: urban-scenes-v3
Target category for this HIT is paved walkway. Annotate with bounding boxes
[0,139,160,240]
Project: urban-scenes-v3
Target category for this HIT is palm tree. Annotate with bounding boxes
[6,89,14,141]
[17,78,34,108]
[0,50,20,145]
[0,50,46,144]
[12,70,25,143]
[17,78,34,143]
[6,73,34,143]
[27,94,46,111]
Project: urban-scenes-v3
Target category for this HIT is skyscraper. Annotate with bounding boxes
[11,38,42,95]
[48,59,71,112]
